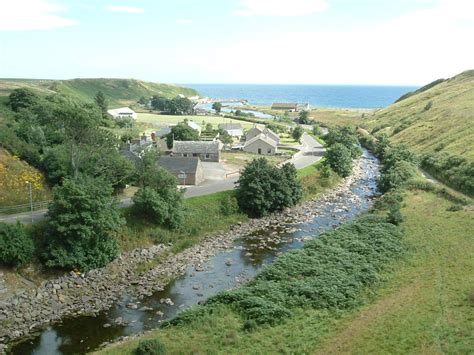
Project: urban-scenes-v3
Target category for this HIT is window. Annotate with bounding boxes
[183,153,188,157]
[193,153,198,157]
[205,153,210,159]
[258,148,262,154]
[268,148,272,154]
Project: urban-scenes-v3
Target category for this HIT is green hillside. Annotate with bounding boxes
[364,70,474,160]
[0,78,198,107]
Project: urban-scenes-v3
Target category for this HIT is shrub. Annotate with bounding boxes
[446,204,463,212]
[378,160,417,193]
[43,176,123,271]
[325,126,362,158]
[220,195,240,216]
[0,222,34,267]
[242,319,258,332]
[387,207,404,225]
[236,159,302,217]
[324,143,353,177]
[292,126,305,141]
[424,101,433,111]
[135,339,166,355]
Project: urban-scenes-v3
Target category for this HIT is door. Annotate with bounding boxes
[258,148,262,154]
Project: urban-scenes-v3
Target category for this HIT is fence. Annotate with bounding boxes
[0,200,51,215]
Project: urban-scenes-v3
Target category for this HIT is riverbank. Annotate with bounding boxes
[98,187,473,355]
[2,155,370,353]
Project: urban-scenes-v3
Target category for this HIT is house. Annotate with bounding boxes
[271,103,298,112]
[154,127,172,138]
[243,134,278,155]
[218,123,244,139]
[120,133,155,161]
[172,141,221,162]
[185,121,202,135]
[297,103,310,111]
[157,156,204,185]
[245,125,280,145]
[107,107,137,120]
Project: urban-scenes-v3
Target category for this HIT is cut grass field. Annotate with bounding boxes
[221,151,289,169]
[310,107,366,127]
[136,113,255,130]
[96,187,473,355]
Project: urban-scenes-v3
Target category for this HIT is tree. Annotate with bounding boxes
[166,123,200,149]
[205,122,213,132]
[312,124,322,136]
[218,128,233,145]
[43,176,123,271]
[132,157,184,229]
[94,91,108,119]
[292,126,305,142]
[138,96,148,105]
[151,95,168,111]
[8,88,39,112]
[236,158,302,217]
[212,102,222,114]
[0,222,34,267]
[298,110,311,124]
[169,96,193,115]
[325,143,353,177]
[325,125,362,158]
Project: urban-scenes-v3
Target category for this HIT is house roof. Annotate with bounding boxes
[246,125,279,142]
[172,140,221,154]
[218,123,243,130]
[107,107,136,116]
[271,103,298,109]
[244,133,278,148]
[186,121,201,130]
[157,156,201,174]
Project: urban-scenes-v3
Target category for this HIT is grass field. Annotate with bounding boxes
[97,187,473,355]
[221,151,289,169]
[310,107,366,127]
[363,70,474,160]
[137,113,256,130]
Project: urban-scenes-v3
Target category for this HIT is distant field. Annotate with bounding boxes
[137,113,255,130]
[310,108,365,127]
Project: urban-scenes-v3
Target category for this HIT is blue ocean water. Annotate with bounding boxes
[186,84,419,109]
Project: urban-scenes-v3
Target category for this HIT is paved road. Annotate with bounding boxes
[0,133,324,224]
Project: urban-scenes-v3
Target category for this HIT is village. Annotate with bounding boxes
[107,99,321,189]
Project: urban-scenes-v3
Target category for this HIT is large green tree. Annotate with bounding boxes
[132,153,184,229]
[236,158,302,217]
[324,143,353,177]
[43,176,124,271]
[169,96,193,115]
[325,125,362,158]
[8,88,39,112]
[94,91,108,120]
[298,110,311,124]
[166,123,200,148]
[212,102,222,114]
[292,126,305,141]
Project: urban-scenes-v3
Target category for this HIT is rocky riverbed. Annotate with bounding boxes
[1,155,373,353]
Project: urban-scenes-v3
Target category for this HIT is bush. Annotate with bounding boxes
[378,160,417,193]
[325,126,362,158]
[220,195,240,216]
[446,204,463,212]
[236,159,302,217]
[43,176,123,271]
[242,319,258,332]
[132,165,184,229]
[324,143,353,177]
[387,207,404,225]
[0,222,34,267]
[135,339,166,355]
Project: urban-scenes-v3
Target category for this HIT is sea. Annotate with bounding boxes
[185,84,419,109]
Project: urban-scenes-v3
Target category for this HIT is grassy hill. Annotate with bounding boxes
[0,78,198,107]
[364,70,474,160]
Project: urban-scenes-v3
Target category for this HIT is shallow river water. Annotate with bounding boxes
[11,150,380,354]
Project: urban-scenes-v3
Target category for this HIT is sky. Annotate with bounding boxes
[0,0,473,85]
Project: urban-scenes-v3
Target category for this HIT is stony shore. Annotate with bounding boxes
[0,158,368,352]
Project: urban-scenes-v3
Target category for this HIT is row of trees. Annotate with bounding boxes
[151,95,193,115]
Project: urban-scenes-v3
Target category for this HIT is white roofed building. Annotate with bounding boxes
[107,107,137,120]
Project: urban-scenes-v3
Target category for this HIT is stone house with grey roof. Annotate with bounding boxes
[218,123,244,139]
[245,125,280,145]
[172,140,221,162]
[243,133,278,156]
[157,156,204,185]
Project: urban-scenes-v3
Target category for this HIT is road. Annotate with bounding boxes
[0,133,324,225]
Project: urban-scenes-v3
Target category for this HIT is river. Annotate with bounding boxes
[10,150,380,354]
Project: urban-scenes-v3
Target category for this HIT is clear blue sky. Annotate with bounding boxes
[0,0,473,85]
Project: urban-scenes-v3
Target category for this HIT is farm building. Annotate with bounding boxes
[218,123,244,138]
[243,134,278,155]
[271,103,298,112]
[185,120,202,135]
[172,141,221,162]
[157,156,204,185]
[107,107,137,120]
[245,125,280,145]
